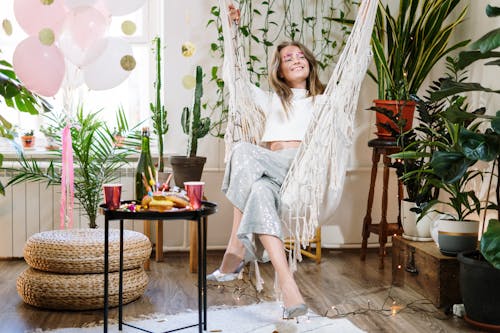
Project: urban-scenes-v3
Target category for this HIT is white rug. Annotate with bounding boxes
[37,302,366,333]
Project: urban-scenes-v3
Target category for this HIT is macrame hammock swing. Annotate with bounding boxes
[220,0,378,275]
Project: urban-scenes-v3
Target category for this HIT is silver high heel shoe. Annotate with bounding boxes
[283,303,308,319]
[207,261,245,282]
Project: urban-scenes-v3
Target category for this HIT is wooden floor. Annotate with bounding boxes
[0,249,484,332]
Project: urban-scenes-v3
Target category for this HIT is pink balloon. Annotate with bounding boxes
[66,6,109,50]
[13,36,65,97]
[14,0,68,37]
[103,0,145,16]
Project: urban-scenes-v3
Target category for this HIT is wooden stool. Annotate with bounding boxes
[143,220,198,272]
[360,138,403,269]
[285,227,322,263]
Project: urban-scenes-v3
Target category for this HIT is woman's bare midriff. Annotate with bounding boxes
[267,140,301,151]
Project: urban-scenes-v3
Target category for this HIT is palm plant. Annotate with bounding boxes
[370,0,468,100]
[4,107,138,228]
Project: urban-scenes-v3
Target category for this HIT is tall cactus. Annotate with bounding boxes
[181,66,210,157]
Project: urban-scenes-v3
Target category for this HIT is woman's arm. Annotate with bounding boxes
[221,2,270,114]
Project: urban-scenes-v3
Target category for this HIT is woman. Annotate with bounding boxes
[207,4,325,319]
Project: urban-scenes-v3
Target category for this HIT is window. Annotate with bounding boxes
[0,1,162,150]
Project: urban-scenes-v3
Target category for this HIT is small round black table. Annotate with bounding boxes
[101,201,217,333]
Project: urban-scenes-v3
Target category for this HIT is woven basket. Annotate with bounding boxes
[17,267,148,310]
[24,229,151,274]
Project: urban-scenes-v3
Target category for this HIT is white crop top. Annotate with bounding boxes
[255,88,315,143]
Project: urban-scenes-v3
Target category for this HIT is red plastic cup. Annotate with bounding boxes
[184,181,205,210]
[103,184,122,210]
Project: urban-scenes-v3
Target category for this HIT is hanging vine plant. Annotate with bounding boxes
[206,0,354,138]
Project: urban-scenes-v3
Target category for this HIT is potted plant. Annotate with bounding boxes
[20,129,35,149]
[390,96,444,240]
[414,95,486,255]
[150,37,168,173]
[3,107,139,228]
[40,125,59,150]
[424,4,500,327]
[368,0,468,137]
[170,65,210,187]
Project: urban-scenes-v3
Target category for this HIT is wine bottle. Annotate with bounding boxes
[135,127,155,201]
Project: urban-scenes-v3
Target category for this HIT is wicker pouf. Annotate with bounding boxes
[24,229,152,274]
[17,267,148,310]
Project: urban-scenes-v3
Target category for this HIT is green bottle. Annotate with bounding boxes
[135,127,155,201]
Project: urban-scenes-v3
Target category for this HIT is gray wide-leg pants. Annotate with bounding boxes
[222,142,297,262]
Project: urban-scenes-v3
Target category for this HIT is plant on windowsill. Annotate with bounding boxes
[39,125,59,150]
[169,65,210,187]
[367,0,468,138]
[3,107,140,228]
[20,129,35,149]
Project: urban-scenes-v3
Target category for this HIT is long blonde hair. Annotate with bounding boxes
[269,41,325,112]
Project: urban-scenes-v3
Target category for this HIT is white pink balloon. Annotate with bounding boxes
[13,36,65,97]
[66,6,109,50]
[13,0,68,38]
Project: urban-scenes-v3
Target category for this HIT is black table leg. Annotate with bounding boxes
[197,216,202,333]
[104,217,109,333]
[119,219,124,330]
[203,216,207,331]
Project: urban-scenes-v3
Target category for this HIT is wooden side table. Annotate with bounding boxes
[360,138,403,269]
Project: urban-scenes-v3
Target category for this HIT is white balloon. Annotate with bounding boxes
[64,0,96,9]
[58,30,87,66]
[82,37,133,90]
[103,0,146,16]
[64,61,85,89]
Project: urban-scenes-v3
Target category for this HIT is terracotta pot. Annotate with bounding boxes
[21,135,35,148]
[373,100,416,138]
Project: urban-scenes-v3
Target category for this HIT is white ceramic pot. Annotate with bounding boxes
[400,200,435,241]
[437,219,479,256]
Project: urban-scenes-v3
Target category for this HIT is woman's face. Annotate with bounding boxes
[278,45,310,89]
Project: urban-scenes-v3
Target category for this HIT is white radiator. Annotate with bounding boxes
[0,167,146,258]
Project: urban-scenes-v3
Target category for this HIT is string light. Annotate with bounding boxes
[324,284,437,319]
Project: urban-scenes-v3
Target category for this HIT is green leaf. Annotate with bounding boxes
[486,5,500,17]
[492,111,500,134]
[457,51,500,70]
[459,128,498,161]
[431,151,474,184]
[470,28,500,53]
[480,219,500,269]
[431,79,500,101]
